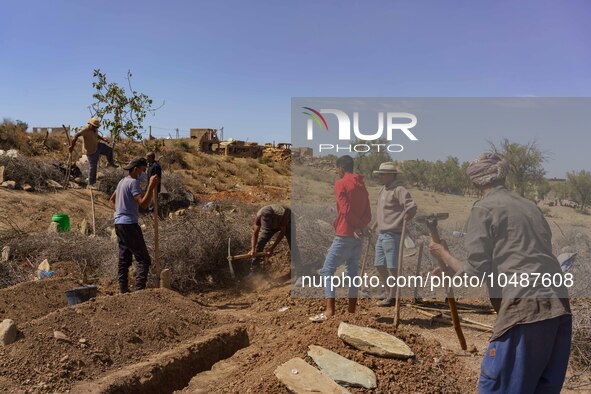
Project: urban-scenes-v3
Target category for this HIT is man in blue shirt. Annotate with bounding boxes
[109,157,159,293]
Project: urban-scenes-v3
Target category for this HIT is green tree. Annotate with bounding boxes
[352,137,392,180]
[88,69,163,144]
[567,170,591,210]
[489,138,547,197]
[401,159,432,189]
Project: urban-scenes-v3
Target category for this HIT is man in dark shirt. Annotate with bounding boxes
[146,152,162,214]
[248,204,301,276]
[429,152,571,394]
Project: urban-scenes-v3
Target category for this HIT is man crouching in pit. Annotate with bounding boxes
[109,157,159,294]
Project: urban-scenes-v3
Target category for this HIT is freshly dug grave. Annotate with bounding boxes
[0,289,234,393]
[183,288,478,394]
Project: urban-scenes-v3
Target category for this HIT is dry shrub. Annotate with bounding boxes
[96,168,127,195]
[1,232,117,286]
[571,300,591,371]
[0,155,63,190]
[159,146,188,169]
[141,205,254,291]
[159,171,192,214]
[0,119,29,153]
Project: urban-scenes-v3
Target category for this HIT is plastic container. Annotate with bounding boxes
[64,285,97,306]
[51,214,71,233]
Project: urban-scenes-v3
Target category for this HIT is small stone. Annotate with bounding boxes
[46,180,63,189]
[23,183,34,192]
[1,246,10,263]
[175,209,186,217]
[60,355,69,363]
[1,180,16,189]
[79,219,89,236]
[0,319,17,346]
[68,182,81,189]
[53,330,71,343]
[78,338,87,344]
[0,166,5,184]
[48,222,59,233]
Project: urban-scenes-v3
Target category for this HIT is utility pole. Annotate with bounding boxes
[220,127,224,141]
[149,125,152,139]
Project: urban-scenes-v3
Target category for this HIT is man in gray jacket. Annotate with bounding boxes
[373,162,417,306]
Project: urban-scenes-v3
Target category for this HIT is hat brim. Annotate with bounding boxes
[373,170,398,174]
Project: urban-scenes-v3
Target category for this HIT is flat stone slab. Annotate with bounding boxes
[308,345,376,389]
[274,357,350,394]
[338,322,414,359]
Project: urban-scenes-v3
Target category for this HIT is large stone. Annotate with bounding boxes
[274,357,350,394]
[53,330,71,343]
[1,246,10,262]
[337,322,414,359]
[1,319,17,346]
[307,345,376,389]
[0,165,5,184]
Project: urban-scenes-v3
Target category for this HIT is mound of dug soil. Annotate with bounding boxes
[0,289,234,393]
[0,277,80,323]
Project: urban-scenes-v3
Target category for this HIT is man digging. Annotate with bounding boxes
[69,117,117,186]
[372,162,417,307]
[429,152,571,394]
[109,157,159,294]
[248,204,302,279]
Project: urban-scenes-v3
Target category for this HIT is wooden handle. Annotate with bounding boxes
[393,219,407,329]
[427,218,467,350]
[153,188,161,281]
[230,252,270,261]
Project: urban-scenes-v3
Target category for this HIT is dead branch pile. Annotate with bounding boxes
[0,155,64,190]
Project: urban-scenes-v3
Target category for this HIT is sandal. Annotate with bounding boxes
[309,312,327,322]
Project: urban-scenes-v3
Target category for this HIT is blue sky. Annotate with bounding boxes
[1,0,590,176]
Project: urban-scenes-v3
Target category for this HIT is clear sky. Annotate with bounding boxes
[1,1,590,176]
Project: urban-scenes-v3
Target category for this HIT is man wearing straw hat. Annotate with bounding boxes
[69,117,117,186]
[372,161,417,306]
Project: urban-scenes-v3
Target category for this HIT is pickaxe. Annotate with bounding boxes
[416,213,467,350]
[227,237,272,279]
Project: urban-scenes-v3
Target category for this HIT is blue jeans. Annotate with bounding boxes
[319,236,362,298]
[374,232,401,269]
[87,142,114,185]
[478,314,572,394]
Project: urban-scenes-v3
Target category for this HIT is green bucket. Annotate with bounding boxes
[51,214,70,233]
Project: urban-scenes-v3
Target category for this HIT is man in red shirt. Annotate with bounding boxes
[310,155,371,321]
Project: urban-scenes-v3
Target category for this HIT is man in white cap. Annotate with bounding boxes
[69,117,117,186]
[372,161,417,306]
[429,152,571,393]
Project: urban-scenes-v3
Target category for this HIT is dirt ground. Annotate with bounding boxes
[1,159,591,393]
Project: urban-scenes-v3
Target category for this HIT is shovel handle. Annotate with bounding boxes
[426,218,467,350]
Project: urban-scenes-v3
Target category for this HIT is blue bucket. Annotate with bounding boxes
[64,285,98,306]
